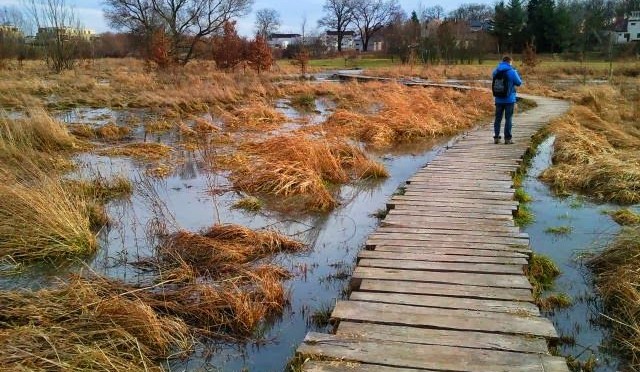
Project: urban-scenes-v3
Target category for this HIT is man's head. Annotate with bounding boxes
[502,56,513,65]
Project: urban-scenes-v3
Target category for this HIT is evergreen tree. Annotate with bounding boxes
[506,0,527,53]
[492,1,511,54]
[526,0,557,53]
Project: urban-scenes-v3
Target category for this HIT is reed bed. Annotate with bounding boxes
[587,227,640,369]
[230,135,388,211]
[539,85,640,204]
[284,81,493,148]
[0,275,191,371]
[1,223,303,369]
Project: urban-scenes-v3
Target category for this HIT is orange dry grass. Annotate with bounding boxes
[540,84,640,204]
[230,135,388,211]
[0,275,191,371]
[0,59,273,112]
[100,142,172,160]
[316,82,493,147]
[217,100,286,131]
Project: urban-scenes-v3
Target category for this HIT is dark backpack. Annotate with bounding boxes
[492,69,510,98]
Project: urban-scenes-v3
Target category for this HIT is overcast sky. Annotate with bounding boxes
[2,0,496,36]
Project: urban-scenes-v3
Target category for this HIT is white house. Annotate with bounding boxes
[613,11,640,44]
[354,36,383,52]
[268,33,301,49]
[322,31,356,51]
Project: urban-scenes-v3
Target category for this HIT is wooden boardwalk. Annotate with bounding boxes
[296,91,571,371]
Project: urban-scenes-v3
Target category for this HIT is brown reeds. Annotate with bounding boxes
[0,171,97,264]
[217,100,286,131]
[0,275,191,371]
[230,135,388,211]
[284,81,493,148]
[587,227,640,368]
[540,85,640,204]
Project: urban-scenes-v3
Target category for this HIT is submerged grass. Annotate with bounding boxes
[588,226,640,368]
[100,142,172,160]
[545,225,573,235]
[232,196,263,212]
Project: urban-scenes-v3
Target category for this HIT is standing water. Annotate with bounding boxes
[524,136,625,370]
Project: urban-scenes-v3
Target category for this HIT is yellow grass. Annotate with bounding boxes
[588,227,640,368]
[539,83,640,204]
[230,135,388,211]
[283,81,493,148]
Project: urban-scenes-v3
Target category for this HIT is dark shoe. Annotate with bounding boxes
[494,138,501,144]
[504,139,514,145]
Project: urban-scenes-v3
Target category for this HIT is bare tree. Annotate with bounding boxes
[318,0,355,52]
[254,8,280,39]
[104,0,253,66]
[449,3,494,21]
[353,0,399,51]
[421,5,444,21]
[24,0,83,72]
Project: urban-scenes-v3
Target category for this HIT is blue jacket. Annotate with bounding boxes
[492,62,522,104]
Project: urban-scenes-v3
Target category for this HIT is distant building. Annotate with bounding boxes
[354,36,384,52]
[35,27,96,44]
[268,33,301,48]
[612,11,640,43]
[322,30,356,50]
[469,19,493,32]
[0,24,23,39]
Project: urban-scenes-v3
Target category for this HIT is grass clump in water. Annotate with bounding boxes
[525,253,561,299]
[231,135,388,212]
[232,196,263,212]
[309,303,334,329]
[66,175,133,203]
[545,225,573,235]
[587,226,640,368]
[514,188,533,203]
[290,94,316,111]
[609,209,640,226]
[0,173,98,266]
[539,85,640,204]
[514,204,535,226]
[537,293,573,311]
[100,142,172,160]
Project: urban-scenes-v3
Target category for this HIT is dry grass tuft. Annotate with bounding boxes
[230,135,388,211]
[0,275,191,371]
[610,209,640,226]
[540,85,640,204]
[0,172,97,265]
[66,175,133,203]
[217,100,286,131]
[100,142,172,160]
[588,227,640,368]
[96,122,132,140]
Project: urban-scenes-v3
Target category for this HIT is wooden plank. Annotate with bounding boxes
[358,250,528,265]
[402,192,515,201]
[331,301,557,338]
[376,226,528,239]
[349,291,539,316]
[366,239,530,253]
[298,334,569,371]
[398,184,515,193]
[369,245,529,258]
[336,322,550,354]
[386,209,514,221]
[303,361,426,372]
[369,232,529,246]
[358,258,524,275]
[381,220,519,232]
[388,203,516,214]
[359,279,533,302]
[392,195,519,207]
[352,267,532,289]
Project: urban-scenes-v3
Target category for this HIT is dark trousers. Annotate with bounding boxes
[494,103,514,140]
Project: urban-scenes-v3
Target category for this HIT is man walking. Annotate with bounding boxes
[492,56,522,144]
